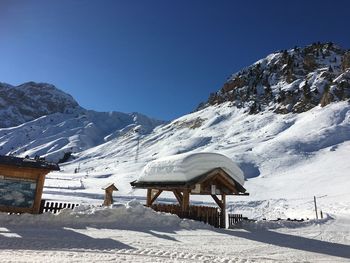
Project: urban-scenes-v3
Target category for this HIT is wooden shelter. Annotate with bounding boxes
[0,155,59,214]
[131,167,248,228]
[102,183,118,206]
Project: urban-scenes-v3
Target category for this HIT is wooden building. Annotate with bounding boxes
[0,155,59,214]
[130,152,248,228]
[102,183,118,206]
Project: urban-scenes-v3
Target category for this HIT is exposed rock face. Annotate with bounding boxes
[0,82,80,127]
[199,42,350,114]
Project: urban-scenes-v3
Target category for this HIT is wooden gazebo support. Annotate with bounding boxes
[211,193,226,228]
[132,168,248,228]
[145,187,228,227]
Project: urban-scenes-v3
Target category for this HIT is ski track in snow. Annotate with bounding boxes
[0,219,349,262]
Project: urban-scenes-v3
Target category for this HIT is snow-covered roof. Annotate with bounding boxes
[137,152,245,186]
[0,155,60,171]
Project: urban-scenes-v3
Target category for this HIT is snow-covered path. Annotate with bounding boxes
[0,215,349,262]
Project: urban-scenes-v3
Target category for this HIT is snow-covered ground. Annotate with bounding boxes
[0,201,349,262]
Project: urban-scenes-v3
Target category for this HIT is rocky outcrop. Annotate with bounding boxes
[199,42,350,114]
[0,82,81,127]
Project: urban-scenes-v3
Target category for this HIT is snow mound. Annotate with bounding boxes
[0,200,210,230]
[138,152,245,186]
[237,215,333,230]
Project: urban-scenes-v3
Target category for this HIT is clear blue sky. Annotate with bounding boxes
[0,0,349,120]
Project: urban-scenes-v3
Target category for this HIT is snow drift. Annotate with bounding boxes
[0,200,209,230]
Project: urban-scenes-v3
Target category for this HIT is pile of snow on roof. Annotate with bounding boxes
[138,152,245,186]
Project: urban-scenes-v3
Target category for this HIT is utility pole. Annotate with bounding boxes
[314,196,318,220]
[135,128,140,163]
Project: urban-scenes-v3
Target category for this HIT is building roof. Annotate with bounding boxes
[0,155,60,171]
[131,167,247,194]
[136,152,245,186]
[102,183,118,191]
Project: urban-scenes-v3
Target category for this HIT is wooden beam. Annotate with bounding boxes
[150,190,163,205]
[215,173,239,194]
[211,194,224,210]
[221,193,226,228]
[182,189,190,212]
[32,172,47,214]
[146,188,152,206]
[173,190,183,206]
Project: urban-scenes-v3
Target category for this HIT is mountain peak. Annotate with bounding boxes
[0,81,80,128]
[199,42,350,114]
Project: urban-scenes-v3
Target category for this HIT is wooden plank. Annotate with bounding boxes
[0,165,50,180]
[211,194,224,210]
[215,173,238,194]
[150,190,163,205]
[173,190,183,206]
[32,172,46,214]
[182,190,190,212]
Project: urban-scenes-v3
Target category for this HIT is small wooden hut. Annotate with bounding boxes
[102,183,118,206]
[0,155,60,214]
[130,152,248,228]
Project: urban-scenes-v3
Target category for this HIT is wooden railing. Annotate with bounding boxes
[151,203,222,228]
[39,199,80,214]
[228,213,245,228]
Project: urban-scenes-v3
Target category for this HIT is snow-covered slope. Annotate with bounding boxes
[0,110,164,162]
[0,82,164,162]
[46,100,350,219]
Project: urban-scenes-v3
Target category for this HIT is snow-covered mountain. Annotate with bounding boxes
[53,100,349,217]
[1,42,349,219]
[199,42,350,114]
[0,82,165,162]
[0,82,80,128]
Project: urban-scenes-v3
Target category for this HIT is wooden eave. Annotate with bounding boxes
[0,156,60,171]
[102,183,118,191]
[130,167,247,195]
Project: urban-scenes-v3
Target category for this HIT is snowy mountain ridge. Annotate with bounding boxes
[199,42,350,114]
[0,82,165,162]
[0,82,80,128]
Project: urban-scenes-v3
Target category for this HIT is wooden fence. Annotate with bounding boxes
[39,199,80,214]
[228,214,246,228]
[151,204,222,228]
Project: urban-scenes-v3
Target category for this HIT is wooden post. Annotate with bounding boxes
[314,196,318,220]
[33,172,47,214]
[103,189,113,206]
[182,189,190,212]
[221,193,226,228]
[146,188,152,206]
[211,194,226,228]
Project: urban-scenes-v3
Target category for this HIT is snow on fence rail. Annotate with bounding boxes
[39,199,80,214]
